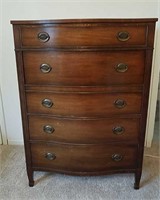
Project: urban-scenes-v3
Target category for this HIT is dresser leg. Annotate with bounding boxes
[27,169,34,187]
[134,170,142,189]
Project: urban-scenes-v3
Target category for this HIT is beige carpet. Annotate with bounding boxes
[0,120,159,200]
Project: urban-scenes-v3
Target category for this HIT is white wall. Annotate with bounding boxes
[145,0,160,147]
[0,0,159,144]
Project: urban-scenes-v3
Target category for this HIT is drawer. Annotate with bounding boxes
[23,51,145,86]
[29,116,140,143]
[26,92,142,117]
[21,25,147,48]
[31,143,137,172]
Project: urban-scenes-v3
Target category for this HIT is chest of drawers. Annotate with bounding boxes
[11,18,157,189]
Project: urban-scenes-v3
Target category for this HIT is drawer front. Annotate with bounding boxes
[31,143,137,172]
[29,116,140,143]
[21,25,147,48]
[26,92,142,117]
[23,51,145,86]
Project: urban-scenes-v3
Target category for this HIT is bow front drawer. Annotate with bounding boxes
[23,51,145,86]
[26,92,142,117]
[28,116,140,143]
[20,25,147,48]
[31,143,137,172]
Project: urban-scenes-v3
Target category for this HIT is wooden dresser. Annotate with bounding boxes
[11,18,157,189]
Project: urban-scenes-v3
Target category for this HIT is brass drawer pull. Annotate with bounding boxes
[112,154,123,162]
[115,63,128,73]
[114,99,126,109]
[40,64,52,73]
[43,125,55,134]
[42,99,53,108]
[38,32,50,42]
[117,31,130,41]
[113,126,125,135]
[45,152,56,160]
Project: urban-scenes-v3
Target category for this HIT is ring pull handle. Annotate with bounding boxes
[115,63,128,73]
[42,99,53,108]
[114,99,126,109]
[38,32,50,42]
[40,64,52,73]
[112,154,123,162]
[112,126,125,135]
[117,31,130,42]
[43,125,55,134]
[45,153,56,160]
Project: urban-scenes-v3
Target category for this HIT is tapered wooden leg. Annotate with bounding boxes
[29,180,34,187]
[27,169,34,187]
[134,170,142,189]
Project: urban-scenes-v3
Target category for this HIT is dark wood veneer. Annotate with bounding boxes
[23,51,145,86]
[21,25,147,47]
[28,116,140,143]
[11,18,157,189]
[31,143,137,172]
[26,92,142,117]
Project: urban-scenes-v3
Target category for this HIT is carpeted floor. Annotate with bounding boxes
[0,120,159,200]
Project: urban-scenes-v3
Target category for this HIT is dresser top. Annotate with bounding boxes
[10,18,158,25]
